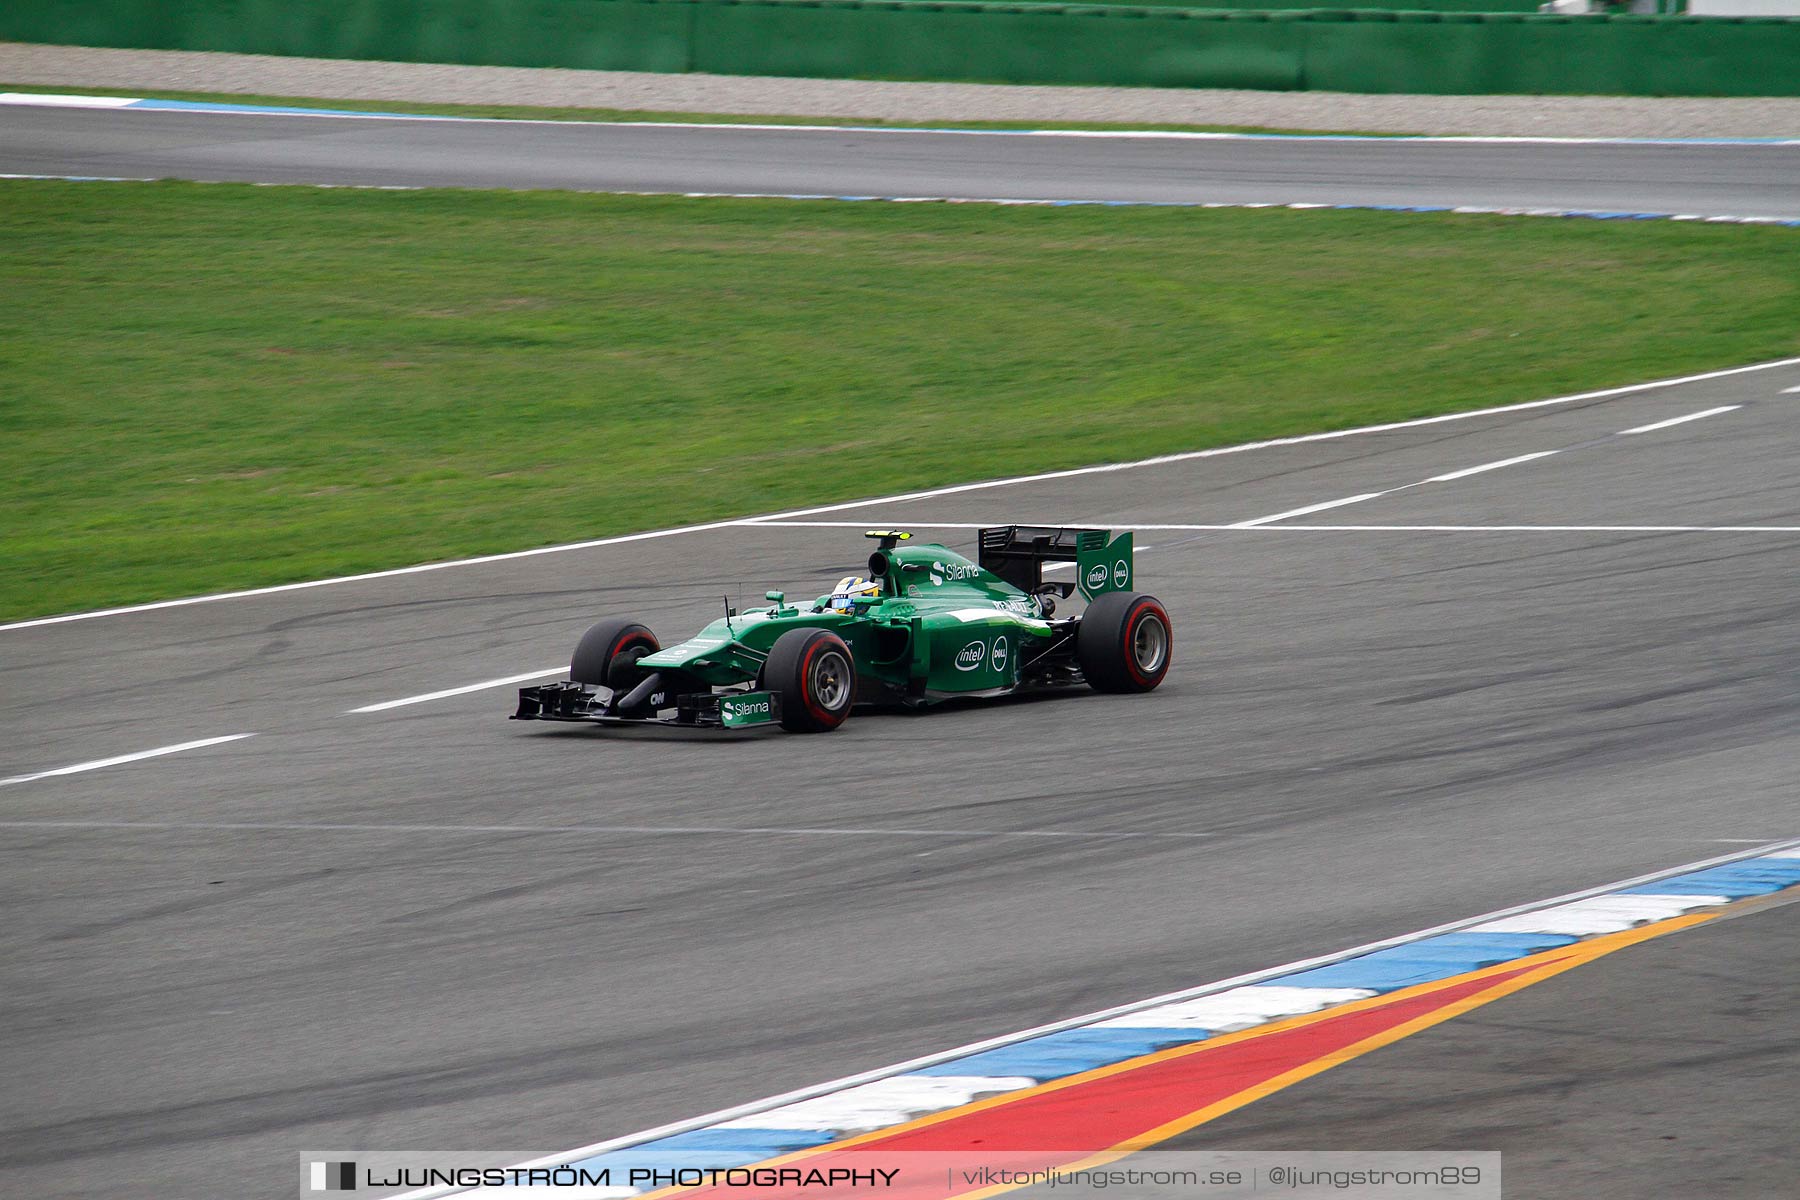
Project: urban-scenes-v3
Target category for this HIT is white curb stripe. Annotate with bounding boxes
[395,835,1800,1199]
[1089,985,1378,1032]
[0,91,138,108]
[1468,893,1733,935]
[6,94,1800,147]
[715,1075,1036,1133]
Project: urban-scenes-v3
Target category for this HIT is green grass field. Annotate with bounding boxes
[3,178,1796,621]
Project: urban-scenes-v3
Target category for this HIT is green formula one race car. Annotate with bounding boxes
[513,526,1170,733]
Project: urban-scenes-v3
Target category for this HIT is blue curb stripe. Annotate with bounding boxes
[435,845,1800,1183]
[131,98,402,118]
[913,1027,1204,1079]
[8,167,1798,228]
[74,98,1800,146]
[634,1128,838,1153]
[1619,879,1783,896]
[1619,861,1800,897]
[1263,931,1579,992]
[565,1130,839,1175]
[1275,958,1480,992]
[7,95,1799,228]
[566,1148,774,1173]
[1367,931,1580,957]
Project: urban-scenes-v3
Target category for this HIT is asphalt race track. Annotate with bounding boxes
[3,356,1797,1197]
[2,102,1799,218]
[1174,899,1799,1196]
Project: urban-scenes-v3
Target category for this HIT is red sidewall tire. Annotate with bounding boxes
[571,619,659,688]
[767,628,856,732]
[1121,599,1168,690]
[1077,591,1171,694]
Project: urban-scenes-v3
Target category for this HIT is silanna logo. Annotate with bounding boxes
[721,698,769,720]
[931,560,981,586]
[954,641,986,671]
[309,1162,356,1191]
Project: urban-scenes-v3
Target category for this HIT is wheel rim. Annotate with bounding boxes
[1131,613,1168,675]
[811,649,852,711]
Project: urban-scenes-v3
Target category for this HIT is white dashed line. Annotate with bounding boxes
[740,521,990,529]
[1618,405,1741,435]
[1250,524,1800,533]
[1233,445,1564,528]
[8,355,1799,634]
[754,522,1800,534]
[1229,493,1385,529]
[1425,449,1562,483]
[348,667,566,713]
[0,734,257,788]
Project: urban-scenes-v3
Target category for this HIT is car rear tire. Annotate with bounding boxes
[570,618,660,689]
[765,628,856,732]
[1077,591,1171,694]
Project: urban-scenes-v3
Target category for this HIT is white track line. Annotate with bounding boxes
[1618,405,1741,435]
[1229,493,1384,528]
[1781,384,1800,394]
[8,354,1799,635]
[0,92,139,109]
[395,834,1800,1198]
[7,94,1800,147]
[1426,449,1561,482]
[1228,393,1750,529]
[0,820,1218,840]
[1234,448,1561,526]
[740,520,991,529]
[1268,524,1800,532]
[755,521,1233,530]
[760,522,1800,533]
[0,734,256,788]
[1233,447,1563,527]
[349,667,566,713]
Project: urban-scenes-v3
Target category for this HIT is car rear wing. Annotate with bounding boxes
[978,525,1135,601]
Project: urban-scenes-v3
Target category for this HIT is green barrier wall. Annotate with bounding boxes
[3,2,1798,96]
[1008,0,1550,13]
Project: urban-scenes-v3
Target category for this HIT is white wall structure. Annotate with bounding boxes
[1687,0,1800,12]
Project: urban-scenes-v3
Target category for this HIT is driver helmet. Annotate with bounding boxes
[829,576,881,611]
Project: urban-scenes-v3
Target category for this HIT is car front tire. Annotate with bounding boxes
[570,618,660,689]
[765,628,857,732]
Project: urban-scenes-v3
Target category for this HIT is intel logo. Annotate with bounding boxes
[1086,563,1109,591]
[954,641,986,671]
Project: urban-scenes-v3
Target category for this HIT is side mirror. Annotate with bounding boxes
[765,590,785,604]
